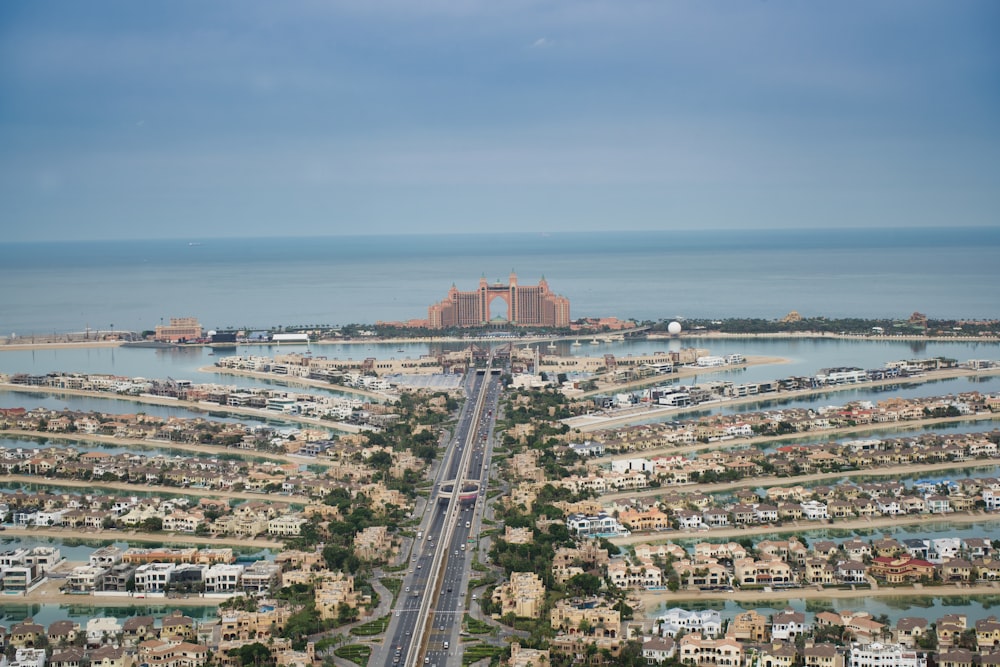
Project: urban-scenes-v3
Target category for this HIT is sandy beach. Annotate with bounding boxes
[12,573,227,607]
[0,339,124,351]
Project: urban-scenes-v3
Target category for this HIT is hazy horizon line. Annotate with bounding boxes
[4,224,999,245]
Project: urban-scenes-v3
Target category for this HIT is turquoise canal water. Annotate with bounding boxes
[0,602,219,626]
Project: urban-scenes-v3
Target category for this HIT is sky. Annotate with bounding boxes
[1,1,998,241]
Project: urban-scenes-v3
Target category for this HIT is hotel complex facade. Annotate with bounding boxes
[154,317,203,343]
[428,273,570,329]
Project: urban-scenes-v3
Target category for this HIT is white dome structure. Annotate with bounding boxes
[667,321,682,335]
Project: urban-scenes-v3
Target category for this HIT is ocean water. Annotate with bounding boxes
[1,227,998,335]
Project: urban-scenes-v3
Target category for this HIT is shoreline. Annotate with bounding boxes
[0,340,124,351]
[1,330,998,353]
[4,571,226,607]
[202,365,390,402]
[655,331,1000,343]
[574,355,790,401]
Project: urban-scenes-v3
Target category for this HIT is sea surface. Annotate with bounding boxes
[1,227,998,335]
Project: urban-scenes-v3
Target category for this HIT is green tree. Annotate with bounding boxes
[140,517,163,532]
[227,642,275,667]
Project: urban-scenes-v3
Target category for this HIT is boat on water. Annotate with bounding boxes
[397,348,405,353]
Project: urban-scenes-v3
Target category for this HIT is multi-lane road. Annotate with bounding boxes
[378,360,503,667]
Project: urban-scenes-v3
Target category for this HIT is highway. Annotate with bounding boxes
[377,356,503,667]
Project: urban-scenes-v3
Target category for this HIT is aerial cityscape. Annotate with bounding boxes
[1,3,998,667]
[0,273,998,667]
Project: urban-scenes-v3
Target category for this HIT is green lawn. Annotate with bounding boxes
[464,613,493,634]
[381,576,402,604]
[350,615,390,636]
[335,644,372,666]
[462,643,504,665]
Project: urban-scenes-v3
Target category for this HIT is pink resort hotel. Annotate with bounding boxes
[428,273,570,329]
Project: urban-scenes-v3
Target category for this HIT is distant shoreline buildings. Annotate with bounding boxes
[153,317,203,343]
